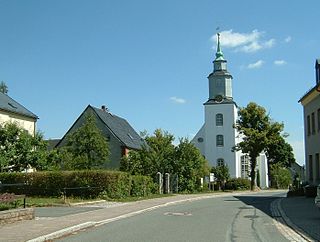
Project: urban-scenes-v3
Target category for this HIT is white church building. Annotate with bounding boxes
[192,33,269,188]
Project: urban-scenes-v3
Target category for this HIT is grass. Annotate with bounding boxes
[23,194,173,207]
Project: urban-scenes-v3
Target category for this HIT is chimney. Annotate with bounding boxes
[101,105,107,112]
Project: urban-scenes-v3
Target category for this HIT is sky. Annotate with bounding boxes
[0,0,319,165]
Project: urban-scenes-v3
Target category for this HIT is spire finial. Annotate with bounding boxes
[215,31,224,61]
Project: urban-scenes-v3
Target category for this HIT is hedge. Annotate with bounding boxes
[225,178,251,190]
[0,170,156,199]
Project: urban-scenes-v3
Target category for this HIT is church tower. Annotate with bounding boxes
[192,33,241,178]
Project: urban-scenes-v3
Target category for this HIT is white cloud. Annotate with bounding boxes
[285,36,292,43]
[247,60,264,69]
[211,29,275,53]
[170,96,186,104]
[274,60,287,66]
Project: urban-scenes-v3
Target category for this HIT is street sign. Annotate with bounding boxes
[209,173,215,182]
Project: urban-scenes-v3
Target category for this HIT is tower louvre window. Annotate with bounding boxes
[216,135,224,147]
[216,113,223,126]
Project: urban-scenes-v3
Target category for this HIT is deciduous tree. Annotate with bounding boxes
[234,102,283,190]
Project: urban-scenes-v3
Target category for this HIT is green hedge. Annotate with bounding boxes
[225,178,250,190]
[0,170,155,199]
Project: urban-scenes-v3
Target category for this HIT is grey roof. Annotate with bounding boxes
[0,92,38,119]
[91,105,145,150]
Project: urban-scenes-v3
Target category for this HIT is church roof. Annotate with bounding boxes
[0,92,38,119]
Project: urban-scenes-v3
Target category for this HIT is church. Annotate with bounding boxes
[192,33,269,188]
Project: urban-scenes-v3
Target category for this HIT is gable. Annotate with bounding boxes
[0,92,38,120]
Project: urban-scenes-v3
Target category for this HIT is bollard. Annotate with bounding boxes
[157,172,163,194]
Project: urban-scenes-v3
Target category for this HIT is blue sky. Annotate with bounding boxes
[0,0,319,165]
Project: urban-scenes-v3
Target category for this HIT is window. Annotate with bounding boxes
[241,155,250,179]
[217,158,224,167]
[216,135,224,146]
[318,109,320,132]
[316,153,320,181]
[309,155,313,180]
[307,115,311,136]
[216,113,223,126]
[312,112,316,134]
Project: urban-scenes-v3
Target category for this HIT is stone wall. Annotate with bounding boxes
[0,208,34,225]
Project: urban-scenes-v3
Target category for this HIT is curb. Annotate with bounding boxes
[271,198,315,242]
[27,222,96,242]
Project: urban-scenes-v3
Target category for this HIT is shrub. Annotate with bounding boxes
[225,178,250,190]
[0,170,154,199]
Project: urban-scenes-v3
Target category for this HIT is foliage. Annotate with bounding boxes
[60,114,110,170]
[211,164,230,190]
[265,135,295,168]
[225,178,251,190]
[174,138,210,192]
[0,170,155,199]
[120,129,176,179]
[0,122,50,172]
[234,102,283,190]
[120,130,210,192]
[0,81,8,94]
[269,163,292,189]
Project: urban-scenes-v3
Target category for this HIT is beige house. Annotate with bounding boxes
[299,59,320,186]
[0,92,38,135]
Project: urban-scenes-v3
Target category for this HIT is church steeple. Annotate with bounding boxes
[215,33,224,61]
[207,32,233,102]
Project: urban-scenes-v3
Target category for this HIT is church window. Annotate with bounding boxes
[216,135,224,147]
[216,113,223,126]
[197,137,204,143]
[241,155,250,179]
[217,158,224,166]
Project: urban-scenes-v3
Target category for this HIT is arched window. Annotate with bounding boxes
[216,113,223,126]
[216,135,224,147]
[217,158,224,167]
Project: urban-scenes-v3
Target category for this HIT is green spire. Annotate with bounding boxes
[215,33,224,61]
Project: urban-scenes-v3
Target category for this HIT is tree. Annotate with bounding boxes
[121,129,175,179]
[0,81,8,94]
[234,102,283,190]
[175,138,210,192]
[269,163,292,189]
[211,164,230,190]
[265,135,295,168]
[120,130,210,192]
[61,114,110,170]
[0,122,49,171]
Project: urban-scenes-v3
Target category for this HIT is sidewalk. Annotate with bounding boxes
[280,196,320,241]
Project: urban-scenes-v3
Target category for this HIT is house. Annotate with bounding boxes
[56,105,145,168]
[299,59,320,186]
[192,33,269,188]
[0,92,38,135]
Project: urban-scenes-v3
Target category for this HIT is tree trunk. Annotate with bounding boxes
[250,157,257,191]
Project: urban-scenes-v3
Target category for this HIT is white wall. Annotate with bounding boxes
[0,110,36,135]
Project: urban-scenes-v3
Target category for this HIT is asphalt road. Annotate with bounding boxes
[57,191,288,242]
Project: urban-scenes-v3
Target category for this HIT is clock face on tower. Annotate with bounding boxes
[215,95,223,103]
